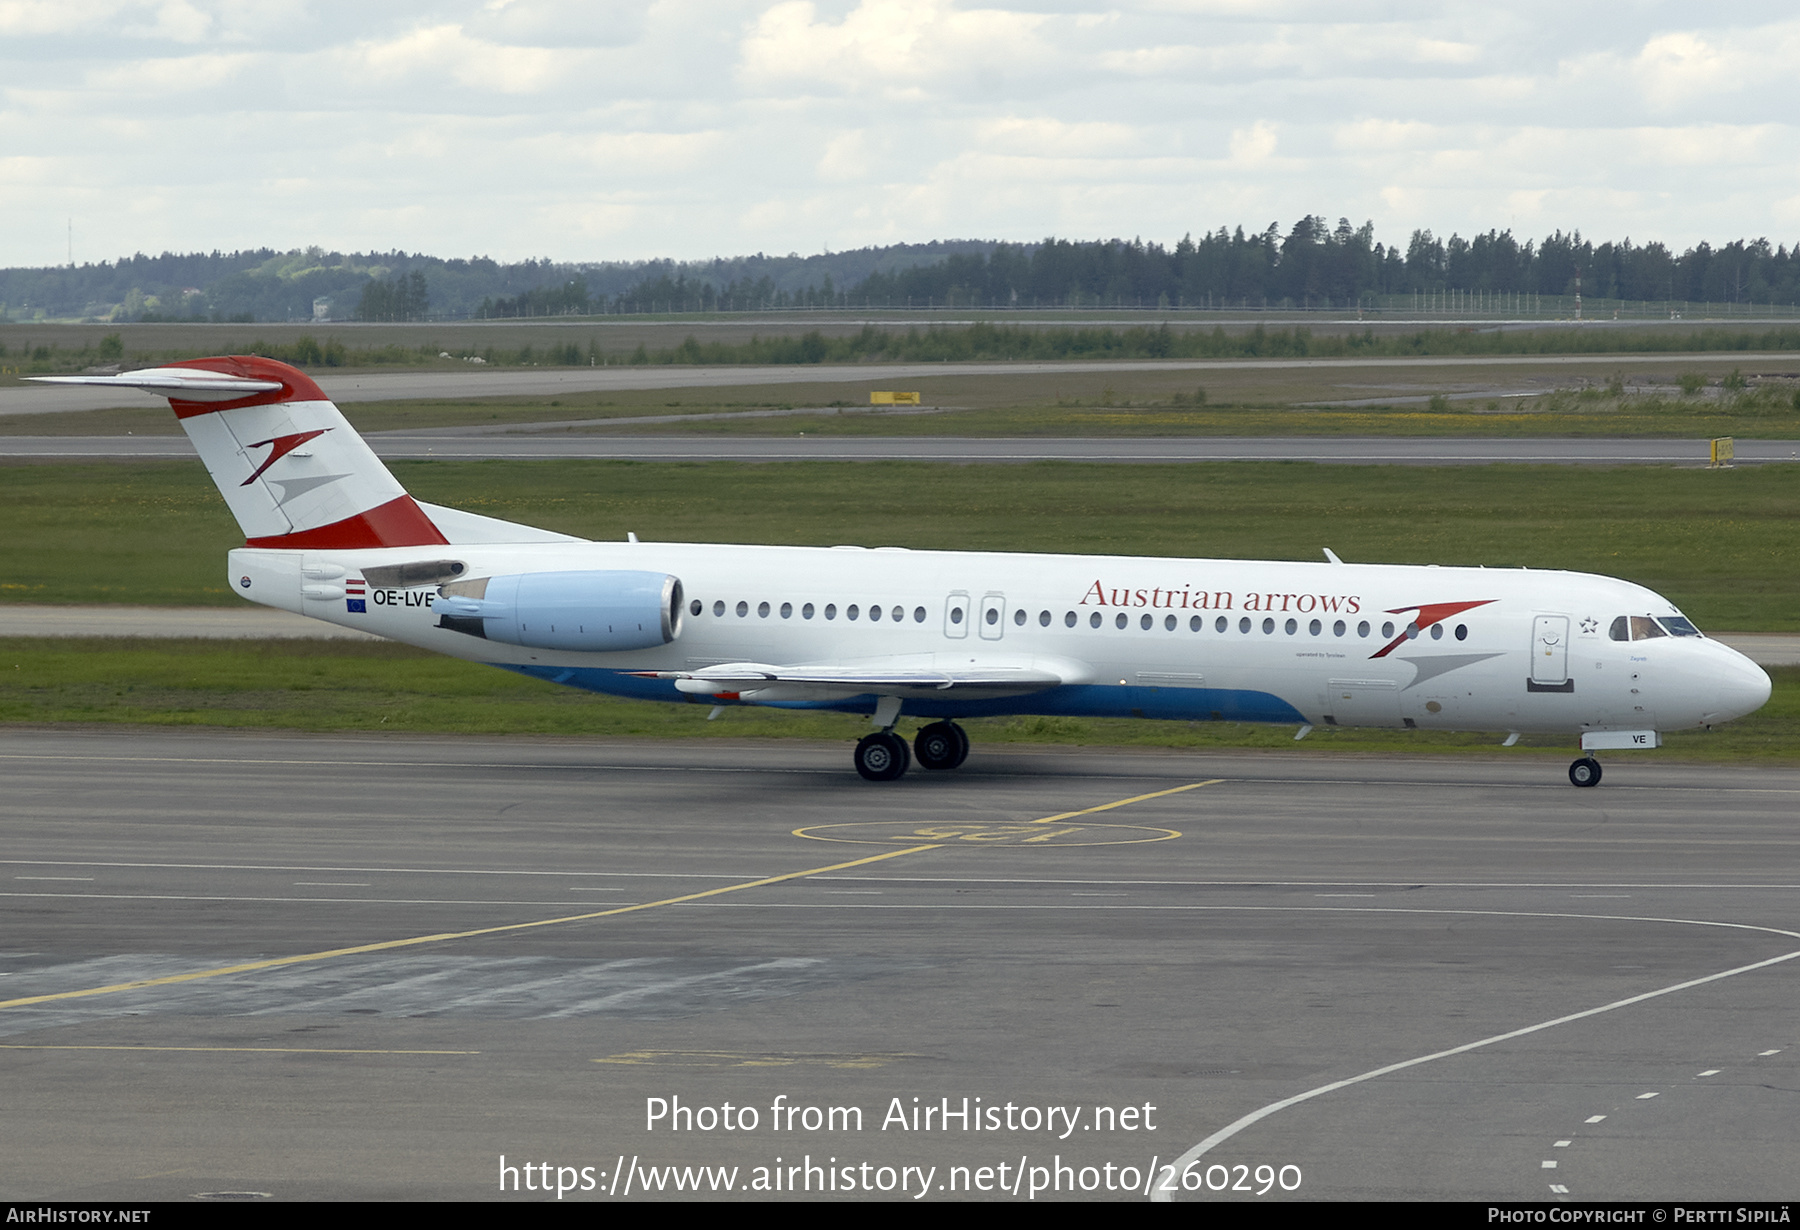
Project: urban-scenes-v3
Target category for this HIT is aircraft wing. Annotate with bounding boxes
[637,655,1087,702]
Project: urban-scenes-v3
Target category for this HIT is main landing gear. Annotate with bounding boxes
[913,721,970,771]
[854,730,910,781]
[1569,756,1603,788]
[853,721,970,781]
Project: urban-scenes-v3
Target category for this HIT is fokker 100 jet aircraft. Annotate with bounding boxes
[38,356,1771,785]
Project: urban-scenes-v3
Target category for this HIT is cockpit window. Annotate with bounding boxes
[1613,614,1683,641]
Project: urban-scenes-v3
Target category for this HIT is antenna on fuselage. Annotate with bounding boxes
[1323,548,1345,564]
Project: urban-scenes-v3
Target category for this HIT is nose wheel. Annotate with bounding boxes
[1569,756,1603,788]
[855,731,912,781]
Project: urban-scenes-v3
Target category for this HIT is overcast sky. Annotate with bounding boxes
[3,1,1796,268]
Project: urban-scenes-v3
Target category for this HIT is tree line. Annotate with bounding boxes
[6,224,1799,324]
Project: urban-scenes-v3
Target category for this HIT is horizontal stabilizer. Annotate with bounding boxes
[31,369,284,402]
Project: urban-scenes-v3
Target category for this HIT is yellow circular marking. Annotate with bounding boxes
[793,821,1181,847]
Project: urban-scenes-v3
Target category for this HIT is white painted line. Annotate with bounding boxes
[14,876,94,881]
[1554,1140,1571,1147]
[1697,1069,1720,1077]
[1637,1092,1660,1100]
[1759,1049,1782,1056]
[293,882,370,887]
[1542,1160,1557,1169]
[1570,894,1630,898]
[1586,1115,1606,1123]
[1550,1184,1569,1194]
[0,892,718,908]
[1151,946,1800,1202]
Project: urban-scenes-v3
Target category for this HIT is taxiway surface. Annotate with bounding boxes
[9,351,1800,416]
[2,729,1794,1202]
[7,433,1800,465]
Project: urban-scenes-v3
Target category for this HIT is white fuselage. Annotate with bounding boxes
[230,540,1772,737]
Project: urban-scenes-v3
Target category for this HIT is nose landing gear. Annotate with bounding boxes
[1569,756,1603,788]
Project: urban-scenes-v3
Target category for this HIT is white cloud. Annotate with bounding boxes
[1228,121,1276,164]
[738,0,1054,94]
[2,2,1798,264]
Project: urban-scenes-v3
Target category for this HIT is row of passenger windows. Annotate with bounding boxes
[690,597,1470,642]
[698,598,928,623]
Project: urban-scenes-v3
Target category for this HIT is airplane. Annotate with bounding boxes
[35,355,1772,786]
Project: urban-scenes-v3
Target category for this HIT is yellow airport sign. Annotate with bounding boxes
[870,391,921,405]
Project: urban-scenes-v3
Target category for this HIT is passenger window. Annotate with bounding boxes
[1216,616,1228,633]
[892,605,903,622]
[1381,621,1394,638]
[1358,620,1370,637]
[1333,620,1345,636]
[758,601,770,618]
[1455,623,1467,640]
[1239,617,1251,633]
[1065,611,1077,627]
[1090,612,1102,628]
[1430,624,1443,640]
[713,600,726,617]
[803,603,815,619]
[690,599,702,617]
[1013,608,1026,626]
[1039,610,1051,627]
[870,604,882,622]
[950,606,963,624]
[1309,619,1322,635]
[914,607,926,623]
[1262,618,1275,634]
[1115,613,1128,629]
[1190,616,1202,631]
[825,603,838,620]
[1165,614,1177,631]
[1139,613,1152,630]
[736,600,749,617]
[780,602,792,619]
[986,608,999,625]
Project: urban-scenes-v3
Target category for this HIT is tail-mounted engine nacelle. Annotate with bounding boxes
[434,570,683,652]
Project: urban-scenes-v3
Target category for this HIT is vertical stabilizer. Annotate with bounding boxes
[37,356,448,549]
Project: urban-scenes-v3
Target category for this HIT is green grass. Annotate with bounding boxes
[3,459,1796,629]
[3,639,1793,762]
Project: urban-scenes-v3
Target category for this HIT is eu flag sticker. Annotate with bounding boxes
[347,599,367,613]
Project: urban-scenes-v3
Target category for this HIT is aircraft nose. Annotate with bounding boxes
[1702,648,1772,724]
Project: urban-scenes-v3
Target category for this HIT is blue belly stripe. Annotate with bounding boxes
[493,664,1308,725]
